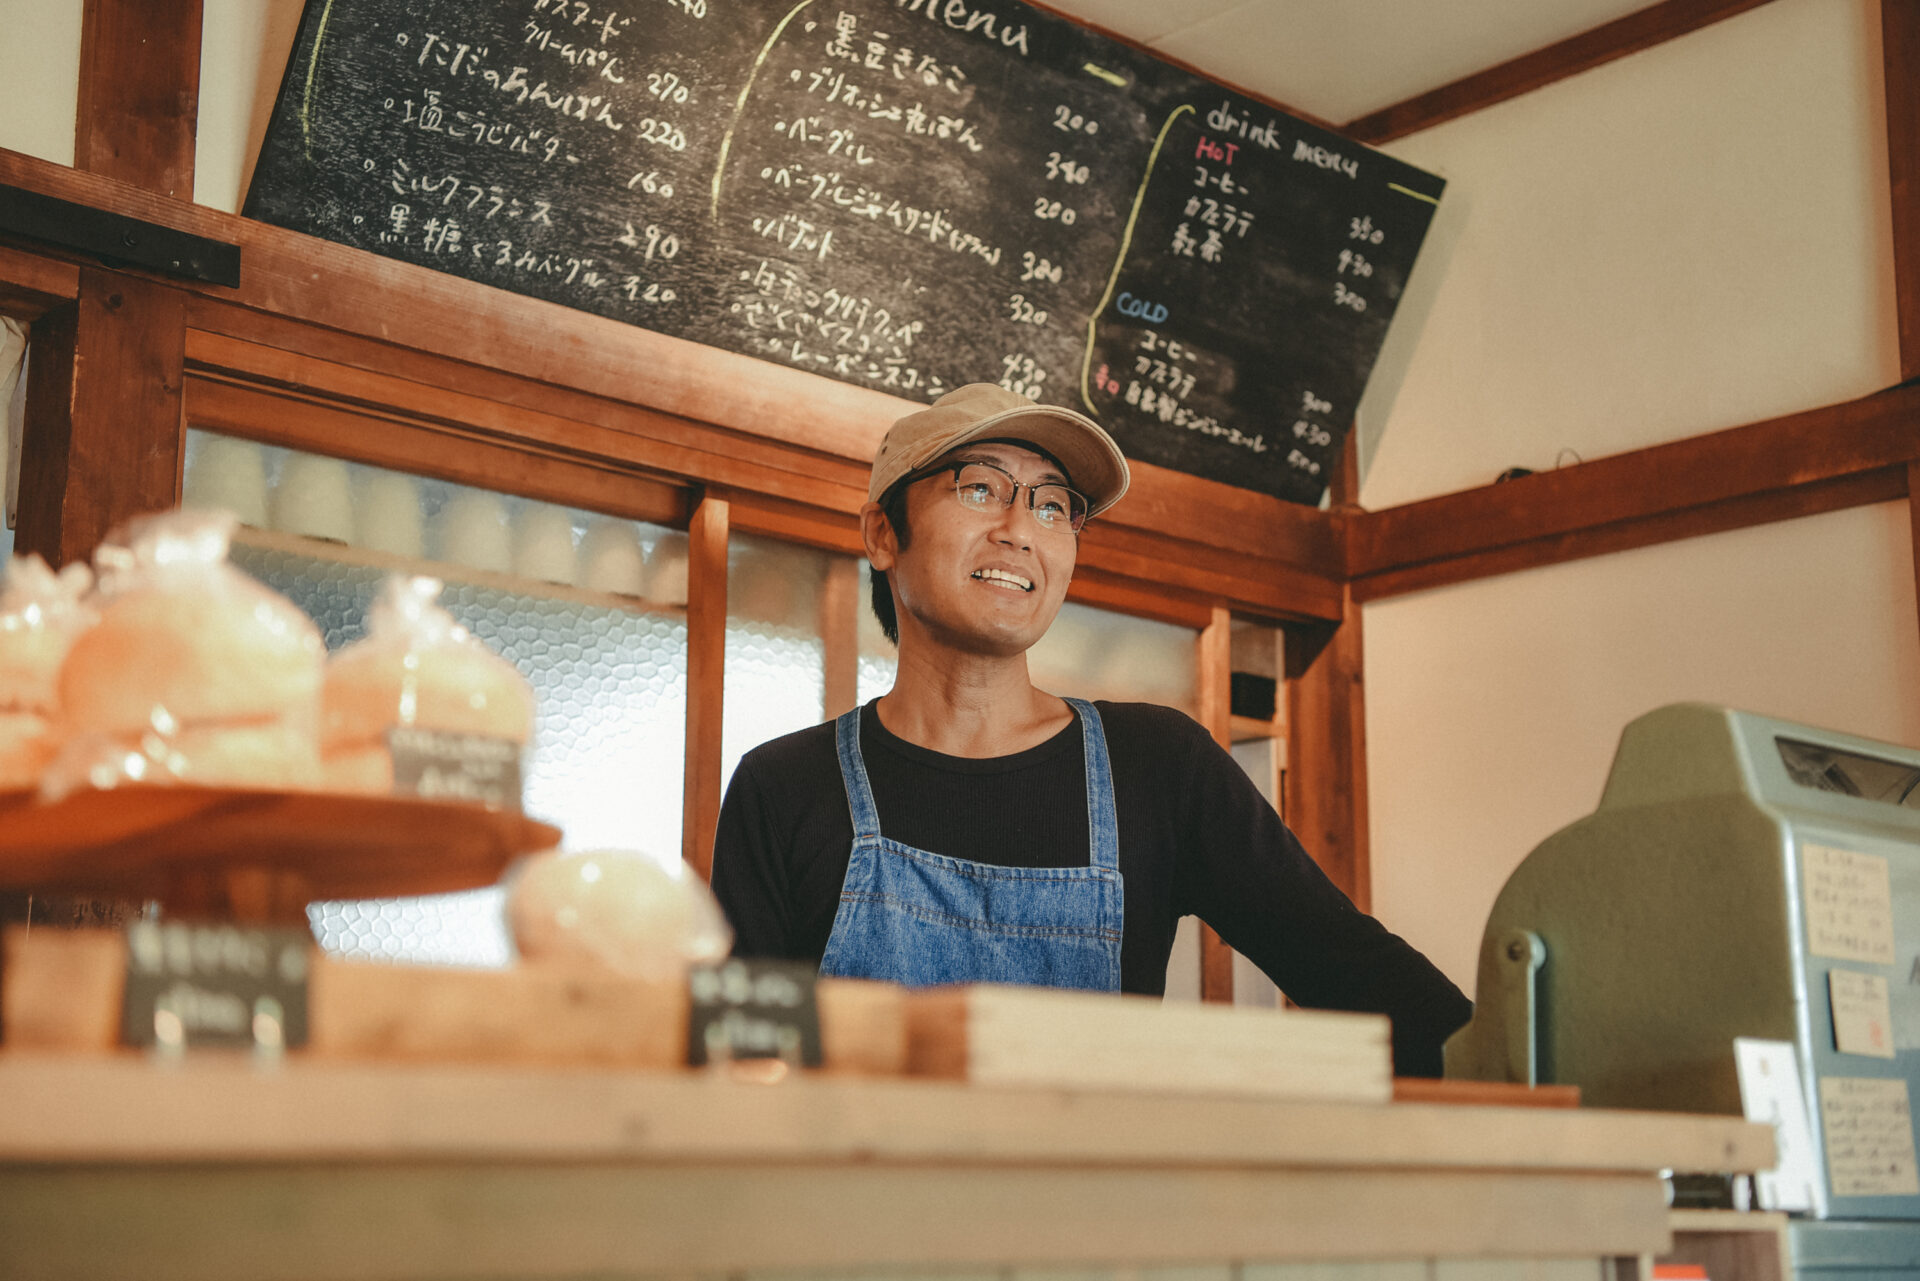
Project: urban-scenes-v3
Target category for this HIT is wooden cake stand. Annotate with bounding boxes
[0,787,561,923]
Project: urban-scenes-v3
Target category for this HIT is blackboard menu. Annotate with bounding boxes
[245,0,1445,505]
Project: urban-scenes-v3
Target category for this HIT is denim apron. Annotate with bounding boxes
[817,698,1124,990]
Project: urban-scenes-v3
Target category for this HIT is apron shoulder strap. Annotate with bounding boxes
[1062,698,1121,874]
[835,705,883,841]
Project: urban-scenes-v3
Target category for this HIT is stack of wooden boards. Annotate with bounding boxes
[0,926,1391,1103]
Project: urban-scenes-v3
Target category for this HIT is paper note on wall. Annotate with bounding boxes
[1820,1076,1920,1198]
[1803,844,1896,966]
[1831,970,1897,1059]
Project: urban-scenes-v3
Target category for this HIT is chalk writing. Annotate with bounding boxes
[383,91,578,163]
[1203,100,1282,150]
[1000,352,1046,398]
[751,165,1004,264]
[815,11,970,91]
[1018,252,1062,284]
[773,116,877,164]
[895,0,1032,57]
[528,0,640,42]
[1293,138,1358,179]
[1006,293,1048,326]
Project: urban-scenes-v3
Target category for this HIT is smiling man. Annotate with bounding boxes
[709,383,1470,1075]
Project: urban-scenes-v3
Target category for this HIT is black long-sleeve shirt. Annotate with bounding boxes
[710,699,1471,1075]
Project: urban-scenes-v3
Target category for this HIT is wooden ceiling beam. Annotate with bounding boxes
[1347,383,1920,599]
[1343,0,1776,145]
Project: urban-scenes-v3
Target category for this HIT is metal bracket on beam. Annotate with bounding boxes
[0,185,240,288]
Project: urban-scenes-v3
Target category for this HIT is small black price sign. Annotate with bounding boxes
[389,727,523,810]
[121,920,312,1052]
[686,959,822,1068]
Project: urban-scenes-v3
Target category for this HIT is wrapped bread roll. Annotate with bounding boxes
[320,575,534,795]
[48,510,324,795]
[0,555,95,788]
[508,848,733,980]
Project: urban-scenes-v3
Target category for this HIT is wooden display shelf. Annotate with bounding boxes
[230,524,688,618]
[1232,713,1288,744]
[0,785,560,920]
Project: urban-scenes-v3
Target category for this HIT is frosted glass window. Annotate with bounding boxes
[183,430,688,968]
[722,534,836,788]
[856,563,899,707]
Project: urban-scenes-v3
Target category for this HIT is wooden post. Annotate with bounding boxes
[821,555,862,721]
[15,270,186,567]
[682,494,730,880]
[1285,434,1371,910]
[1910,463,1920,651]
[1195,604,1236,1004]
[1886,0,1920,380]
[76,0,205,199]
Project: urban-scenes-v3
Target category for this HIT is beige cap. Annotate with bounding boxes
[868,383,1131,518]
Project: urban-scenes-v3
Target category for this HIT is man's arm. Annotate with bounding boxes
[1172,721,1472,1077]
[708,753,795,959]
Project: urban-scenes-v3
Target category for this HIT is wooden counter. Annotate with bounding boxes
[0,1052,1771,1281]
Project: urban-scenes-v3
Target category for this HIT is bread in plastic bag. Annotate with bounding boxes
[320,574,535,794]
[0,554,95,789]
[507,848,733,980]
[46,508,325,796]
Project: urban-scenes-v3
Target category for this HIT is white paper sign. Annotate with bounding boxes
[1734,1037,1822,1213]
[1831,970,1897,1059]
[1820,1076,1920,1198]
[1803,844,1896,966]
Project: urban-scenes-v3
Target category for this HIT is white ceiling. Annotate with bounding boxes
[1041,0,1664,126]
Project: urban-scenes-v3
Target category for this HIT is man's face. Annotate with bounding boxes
[868,441,1079,659]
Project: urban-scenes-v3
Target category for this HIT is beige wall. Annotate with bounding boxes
[0,1,301,213]
[1359,0,1918,994]
[0,2,81,168]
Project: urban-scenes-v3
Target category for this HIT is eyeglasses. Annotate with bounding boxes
[913,460,1089,534]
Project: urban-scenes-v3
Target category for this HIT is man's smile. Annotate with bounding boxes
[972,567,1034,593]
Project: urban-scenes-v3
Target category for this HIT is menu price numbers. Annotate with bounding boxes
[1019,252,1062,284]
[1332,282,1367,312]
[1045,152,1090,184]
[617,221,682,261]
[627,170,676,198]
[1349,216,1385,245]
[644,71,690,104]
[1052,106,1099,135]
[1034,198,1077,225]
[1006,294,1049,326]
[635,117,688,151]
[1293,421,1332,448]
[625,278,678,303]
[1336,249,1373,278]
[1287,449,1323,475]
[1000,353,1046,399]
